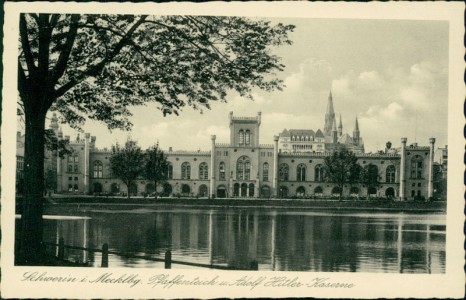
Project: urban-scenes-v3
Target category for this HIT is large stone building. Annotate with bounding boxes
[16,93,444,201]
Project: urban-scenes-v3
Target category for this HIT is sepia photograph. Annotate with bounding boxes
[2,1,464,299]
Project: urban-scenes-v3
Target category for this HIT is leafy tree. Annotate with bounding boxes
[17,13,294,264]
[361,163,381,199]
[144,143,169,198]
[323,150,359,201]
[109,139,145,199]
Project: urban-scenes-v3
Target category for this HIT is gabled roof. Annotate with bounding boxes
[288,129,316,137]
[338,133,354,144]
[315,129,325,138]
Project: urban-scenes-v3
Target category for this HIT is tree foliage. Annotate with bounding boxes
[16,13,294,264]
[360,163,381,197]
[143,143,169,198]
[323,150,359,201]
[109,139,145,199]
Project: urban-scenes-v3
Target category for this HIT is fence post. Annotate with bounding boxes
[101,243,109,268]
[249,260,258,270]
[164,250,172,269]
[58,238,64,260]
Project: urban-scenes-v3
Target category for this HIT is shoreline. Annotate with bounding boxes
[26,196,447,214]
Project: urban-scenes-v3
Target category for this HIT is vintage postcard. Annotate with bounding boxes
[2,1,464,299]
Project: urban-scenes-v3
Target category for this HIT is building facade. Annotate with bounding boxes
[16,94,442,201]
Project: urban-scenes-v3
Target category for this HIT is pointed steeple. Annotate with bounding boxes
[331,117,338,144]
[324,90,335,136]
[338,114,343,137]
[353,117,360,144]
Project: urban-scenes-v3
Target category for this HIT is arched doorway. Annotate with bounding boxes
[368,186,377,196]
[198,184,208,197]
[350,186,359,195]
[261,186,271,198]
[331,186,341,195]
[110,183,120,195]
[385,187,395,198]
[93,182,103,194]
[217,185,227,198]
[234,183,240,197]
[181,184,191,195]
[162,183,172,196]
[128,182,138,196]
[279,186,288,198]
[248,183,255,197]
[296,186,305,197]
[240,183,248,197]
[314,186,323,195]
[146,183,155,195]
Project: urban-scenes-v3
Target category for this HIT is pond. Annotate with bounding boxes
[29,206,445,273]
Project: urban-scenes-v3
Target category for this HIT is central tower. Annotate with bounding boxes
[324,91,335,136]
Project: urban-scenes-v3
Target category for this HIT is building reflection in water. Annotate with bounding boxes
[40,209,446,273]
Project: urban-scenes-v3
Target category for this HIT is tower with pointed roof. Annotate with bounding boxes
[323,91,335,136]
[338,114,343,137]
[353,117,360,145]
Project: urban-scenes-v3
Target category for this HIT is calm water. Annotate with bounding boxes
[34,207,445,273]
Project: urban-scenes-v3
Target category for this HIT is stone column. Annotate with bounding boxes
[399,138,407,200]
[272,135,279,198]
[84,133,90,195]
[56,155,62,192]
[428,138,436,198]
[210,135,216,198]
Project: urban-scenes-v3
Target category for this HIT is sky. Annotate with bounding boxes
[37,18,449,152]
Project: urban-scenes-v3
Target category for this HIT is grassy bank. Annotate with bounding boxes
[15,195,447,213]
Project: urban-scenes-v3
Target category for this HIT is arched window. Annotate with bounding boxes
[263,163,269,181]
[314,186,323,194]
[167,163,173,179]
[219,162,226,180]
[181,162,191,179]
[279,163,289,181]
[93,161,103,178]
[236,156,251,180]
[297,164,306,181]
[315,164,325,182]
[239,130,244,145]
[245,130,251,145]
[198,162,208,180]
[386,165,396,183]
[411,155,423,179]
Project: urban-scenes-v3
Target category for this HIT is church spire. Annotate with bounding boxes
[324,91,335,136]
[353,117,360,144]
[338,114,343,137]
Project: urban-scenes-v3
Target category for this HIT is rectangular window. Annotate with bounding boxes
[261,152,265,157]
[74,165,78,172]
[224,151,228,156]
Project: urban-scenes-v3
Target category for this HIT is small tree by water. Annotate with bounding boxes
[109,139,145,199]
[144,143,168,198]
[324,149,359,201]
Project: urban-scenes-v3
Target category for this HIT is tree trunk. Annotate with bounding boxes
[126,180,131,199]
[18,111,47,265]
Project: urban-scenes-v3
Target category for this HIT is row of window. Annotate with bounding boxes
[83,156,422,182]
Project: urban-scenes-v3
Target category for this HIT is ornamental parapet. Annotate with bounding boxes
[166,150,211,156]
[259,144,274,148]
